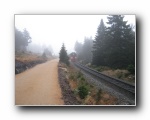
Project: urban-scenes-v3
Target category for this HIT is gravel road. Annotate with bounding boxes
[15,59,64,105]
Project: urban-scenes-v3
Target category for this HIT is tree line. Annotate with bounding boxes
[15,27,53,57]
[74,37,93,64]
[59,15,135,73]
[74,15,135,71]
[15,28,32,52]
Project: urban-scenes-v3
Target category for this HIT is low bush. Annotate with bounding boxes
[78,85,89,99]
[77,71,82,78]
[127,64,135,74]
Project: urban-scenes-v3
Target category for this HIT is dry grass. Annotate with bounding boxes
[90,65,135,84]
[16,52,41,62]
[69,80,78,90]
[15,52,53,63]
[64,65,118,105]
[97,92,118,105]
[102,69,135,83]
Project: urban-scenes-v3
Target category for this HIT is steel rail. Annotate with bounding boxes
[74,62,135,95]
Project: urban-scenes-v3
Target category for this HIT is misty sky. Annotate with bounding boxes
[15,15,135,55]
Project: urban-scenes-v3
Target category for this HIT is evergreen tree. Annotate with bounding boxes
[74,41,83,61]
[92,16,135,71]
[82,37,93,64]
[74,37,93,64]
[15,28,23,51]
[106,15,135,68]
[92,19,107,66]
[22,28,32,46]
[15,28,32,52]
[74,41,82,54]
[59,43,69,65]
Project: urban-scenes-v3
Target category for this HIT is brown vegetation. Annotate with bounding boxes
[15,52,47,63]
[90,65,135,84]
[59,64,118,105]
[15,52,55,74]
[101,69,135,83]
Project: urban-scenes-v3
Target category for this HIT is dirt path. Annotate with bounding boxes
[15,59,64,105]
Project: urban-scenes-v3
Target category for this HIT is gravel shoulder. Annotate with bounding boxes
[58,67,80,105]
[74,66,135,105]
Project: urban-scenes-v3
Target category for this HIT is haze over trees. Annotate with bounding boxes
[15,28,32,52]
[27,43,53,56]
[74,37,93,64]
[74,15,135,73]
[15,27,53,57]
[92,15,135,70]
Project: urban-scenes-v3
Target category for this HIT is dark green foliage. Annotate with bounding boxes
[106,15,135,68]
[80,76,85,81]
[77,71,82,78]
[92,16,135,69]
[78,85,89,99]
[59,43,70,65]
[127,64,135,74]
[92,19,107,66]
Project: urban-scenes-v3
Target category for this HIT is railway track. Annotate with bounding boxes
[74,62,135,102]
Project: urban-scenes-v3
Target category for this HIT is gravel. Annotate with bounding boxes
[58,67,80,105]
[74,65,135,105]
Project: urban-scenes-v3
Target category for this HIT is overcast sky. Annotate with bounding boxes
[15,15,135,55]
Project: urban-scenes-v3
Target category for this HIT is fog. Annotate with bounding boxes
[27,43,53,55]
[15,15,135,55]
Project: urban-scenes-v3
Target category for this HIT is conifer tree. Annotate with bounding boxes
[15,28,32,52]
[82,37,93,64]
[92,16,135,71]
[106,15,135,68]
[92,19,107,66]
[59,43,69,65]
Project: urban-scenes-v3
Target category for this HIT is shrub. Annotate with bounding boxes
[77,71,82,78]
[80,76,85,81]
[95,67,102,72]
[78,85,89,99]
[127,64,135,74]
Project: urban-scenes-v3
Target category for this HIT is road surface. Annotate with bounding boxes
[15,59,64,105]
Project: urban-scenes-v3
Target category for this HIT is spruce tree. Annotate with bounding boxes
[82,37,93,64]
[74,41,83,61]
[23,28,32,46]
[59,43,69,65]
[106,15,135,68]
[92,19,107,66]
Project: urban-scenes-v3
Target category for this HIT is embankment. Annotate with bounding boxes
[15,59,46,74]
